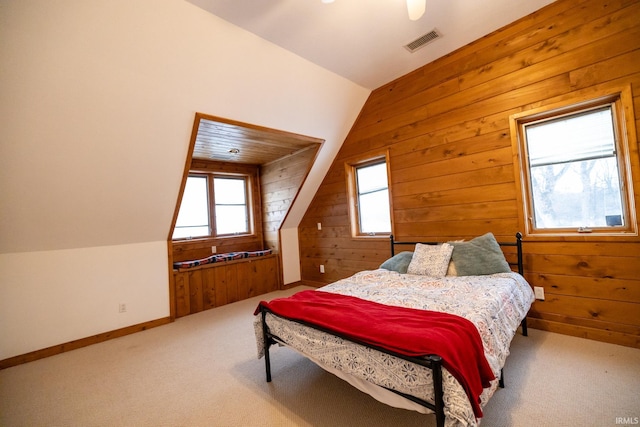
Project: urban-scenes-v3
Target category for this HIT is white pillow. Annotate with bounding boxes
[406,243,454,278]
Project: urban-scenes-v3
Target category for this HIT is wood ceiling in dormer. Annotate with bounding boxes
[192,115,322,166]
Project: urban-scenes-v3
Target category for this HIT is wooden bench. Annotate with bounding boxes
[173,252,280,318]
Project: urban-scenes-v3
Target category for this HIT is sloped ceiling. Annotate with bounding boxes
[0,0,369,254]
[187,0,557,89]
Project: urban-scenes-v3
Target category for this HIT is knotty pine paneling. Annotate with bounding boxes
[299,0,640,348]
[260,146,319,252]
[173,255,279,318]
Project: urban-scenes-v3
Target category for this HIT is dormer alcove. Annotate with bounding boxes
[168,113,323,318]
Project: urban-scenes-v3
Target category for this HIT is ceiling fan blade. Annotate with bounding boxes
[407,0,426,20]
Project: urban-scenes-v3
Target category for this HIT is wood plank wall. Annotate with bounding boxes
[173,254,279,318]
[260,146,319,253]
[299,0,640,348]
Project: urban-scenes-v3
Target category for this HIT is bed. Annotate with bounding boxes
[254,232,534,427]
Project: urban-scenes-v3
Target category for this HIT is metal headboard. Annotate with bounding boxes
[389,232,524,275]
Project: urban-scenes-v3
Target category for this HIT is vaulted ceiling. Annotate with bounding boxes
[187,0,557,90]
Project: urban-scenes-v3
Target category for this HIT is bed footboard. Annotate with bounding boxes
[260,309,446,427]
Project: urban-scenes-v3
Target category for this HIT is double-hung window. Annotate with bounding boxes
[511,88,638,237]
[346,155,393,237]
[173,173,251,239]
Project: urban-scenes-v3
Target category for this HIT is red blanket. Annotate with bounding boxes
[255,290,495,418]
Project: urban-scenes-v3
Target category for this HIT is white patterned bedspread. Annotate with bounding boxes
[254,270,534,427]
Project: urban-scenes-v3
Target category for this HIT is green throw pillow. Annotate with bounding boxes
[379,251,414,273]
[449,233,511,276]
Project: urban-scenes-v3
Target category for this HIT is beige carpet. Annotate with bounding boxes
[1,286,639,427]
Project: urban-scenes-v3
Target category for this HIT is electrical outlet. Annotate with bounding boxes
[319,264,325,273]
[534,286,545,300]
[317,222,322,230]
[118,303,127,313]
[211,246,217,253]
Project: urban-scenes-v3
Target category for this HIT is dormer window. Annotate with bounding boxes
[173,173,252,240]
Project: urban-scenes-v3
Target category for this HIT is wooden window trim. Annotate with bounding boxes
[509,85,639,242]
[212,174,253,237]
[345,150,394,239]
[172,171,255,242]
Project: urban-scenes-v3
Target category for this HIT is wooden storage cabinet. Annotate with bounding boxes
[173,254,280,318]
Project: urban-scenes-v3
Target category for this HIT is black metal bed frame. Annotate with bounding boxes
[390,232,528,339]
[259,232,527,427]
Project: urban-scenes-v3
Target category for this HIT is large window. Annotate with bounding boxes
[511,89,638,237]
[346,155,392,237]
[173,174,251,240]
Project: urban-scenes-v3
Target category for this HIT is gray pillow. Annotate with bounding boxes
[379,251,414,273]
[449,233,511,276]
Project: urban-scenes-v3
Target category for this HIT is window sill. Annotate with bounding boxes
[521,231,639,243]
[351,234,391,240]
[172,234,256,245]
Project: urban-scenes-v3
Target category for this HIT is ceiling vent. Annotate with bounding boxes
[404,29,441,53]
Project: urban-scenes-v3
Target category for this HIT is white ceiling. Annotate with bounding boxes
[186,0,557,90]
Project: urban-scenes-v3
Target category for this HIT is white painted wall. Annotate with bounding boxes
[280,228,302,284]
[0,243,169,359]
[0,0,369,360]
